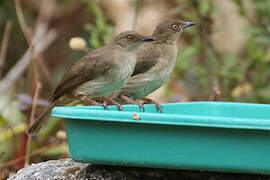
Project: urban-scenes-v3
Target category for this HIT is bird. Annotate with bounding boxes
[27,31,154,134]
[110,20,195,112]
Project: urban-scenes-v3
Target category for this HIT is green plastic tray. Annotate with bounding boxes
[52,102,270,174]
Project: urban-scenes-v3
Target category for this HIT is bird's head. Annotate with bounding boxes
[114,31,154,51]
[152,20,195,43]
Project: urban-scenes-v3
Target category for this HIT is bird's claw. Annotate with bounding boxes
[135,100,145,112]
[120,95,145,111]
[102,97,124,111]
[83,96,109,110]
[101,103,109,110]
[141,97,163,113]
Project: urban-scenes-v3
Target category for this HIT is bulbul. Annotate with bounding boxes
[111,20,195,112]
[27,31,154,134]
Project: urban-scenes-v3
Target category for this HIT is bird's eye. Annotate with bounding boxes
[172,24,178,30]
[127,35,134,41]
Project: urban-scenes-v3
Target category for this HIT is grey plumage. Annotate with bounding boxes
[111,20,195,106]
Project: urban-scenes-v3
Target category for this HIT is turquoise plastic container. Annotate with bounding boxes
[52,102,270,174]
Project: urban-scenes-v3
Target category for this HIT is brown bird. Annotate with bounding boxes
[27,31,154,134]
[111,20,195,112]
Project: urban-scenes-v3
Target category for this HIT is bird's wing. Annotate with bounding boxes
[51,48,112,101]
[132,43,160,76]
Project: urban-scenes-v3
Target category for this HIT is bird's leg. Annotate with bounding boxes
[83,96,109,110]
[141,97,163,113]
[120,95,145,110]
[101,97,124,111]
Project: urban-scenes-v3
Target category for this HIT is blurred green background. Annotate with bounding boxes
[0,0,269,178]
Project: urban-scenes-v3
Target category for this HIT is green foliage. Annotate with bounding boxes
[172,0,270,103]
[58,0,77,4]
[41,144,67,157]
[0,113,9,127]
[84,0,114,49]
[199,0,212,16]
[233,0,247,16]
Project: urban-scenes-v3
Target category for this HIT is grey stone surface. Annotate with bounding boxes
[85,165,270,180]
[8,158,270,180]
[8,158,89,180]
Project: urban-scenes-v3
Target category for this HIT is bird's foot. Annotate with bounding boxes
[140,97,162,113]
[83,96,109,110]
[101,97,124,111]
[120,95,145,110]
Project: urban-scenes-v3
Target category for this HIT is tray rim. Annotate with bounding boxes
[52,102,270,131]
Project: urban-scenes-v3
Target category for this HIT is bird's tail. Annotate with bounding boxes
[27,101,57,135]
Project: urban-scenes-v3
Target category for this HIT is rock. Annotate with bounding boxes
[8,158,270,180]
[8,158,89,180]
[85,165,270,180]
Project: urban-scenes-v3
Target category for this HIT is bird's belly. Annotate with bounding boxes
[75,63,134,98]
[142,77,167,96]
[128,46,177,99]
[129,71,170,99]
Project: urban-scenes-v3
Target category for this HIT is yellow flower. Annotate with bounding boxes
[232,83,253,97]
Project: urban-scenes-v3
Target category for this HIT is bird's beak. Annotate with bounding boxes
[141,36,155,42]
[182,22,195,29]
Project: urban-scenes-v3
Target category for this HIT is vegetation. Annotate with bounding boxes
[172,0,270,102]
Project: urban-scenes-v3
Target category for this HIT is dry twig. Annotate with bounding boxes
[0,28,57,94]
[15,0,51,166]
[25,82,42,166]
[0,142,62,170]
[15,0,54,90]
[15,0,32,46]
[0,20,12,78]
[15,0,41,83]
[34,0,55,89]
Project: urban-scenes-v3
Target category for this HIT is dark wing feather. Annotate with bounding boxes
[51,48,111,101]
[132,43,160,76]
